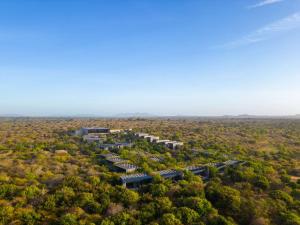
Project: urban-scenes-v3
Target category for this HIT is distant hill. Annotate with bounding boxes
[0,113,300,119]
[114,112,157,118]
[0,114,24,117]
[224,114,300,119]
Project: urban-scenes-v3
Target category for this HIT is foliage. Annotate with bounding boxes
[0,118,299,224]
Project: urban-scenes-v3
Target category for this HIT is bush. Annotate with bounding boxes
[253,176,270,190]
[0,204,14,224]
[22,185,41,200]
[182,197,212,216]
[60,213,78,225]
[208,215,236,225]
[150,184,168,197]
[280,212,300,225]
[43,195,56,210]
[16,208,41,225]
[270,190,293,205]
[206,183,241,217]
[160,213,182,225]
[175,207,200,224]
[0,184,18,200]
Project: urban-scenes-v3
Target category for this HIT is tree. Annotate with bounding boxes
[253,175,270,190]
[63,176,86,191]
[160,213,182,225]
[175,207,200,224]
[180,181,204,197]
[115,187,139,206]
[280,212,300,225]
[43,194,56,210]
[150,183,168,197]
[0,184,18,200]
[111,212,141,225]
[155,197,172,215]
[182,197,212,217]
[55,186,76,206]
[208,167,218,178]
[84,200,102,214]
[96,193,111,213]
[22,185,41,201]
[270,190,293,205]
[139,202,157,224]
[208,215,236,225]
[0,204,14,224]
[250,217,270,225]
[206,183,241,217]
[16,208,41,225]
[101,219,115,225]
[60,213,78,225]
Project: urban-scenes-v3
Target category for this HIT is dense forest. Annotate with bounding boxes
[0,118,299,225]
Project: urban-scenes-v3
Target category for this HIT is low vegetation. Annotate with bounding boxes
[0,118,299,225]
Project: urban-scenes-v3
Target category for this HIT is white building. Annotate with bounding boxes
[135,133,149,138]
[145,135,160,142]
[83,135,101,143]
[77,127,110,136]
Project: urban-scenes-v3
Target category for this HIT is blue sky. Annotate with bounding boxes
[0,0,300,116]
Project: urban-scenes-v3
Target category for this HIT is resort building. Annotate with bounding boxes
[155,169,183,180]
[135,133,149,138]
[99,142,132,150]
[120,160,247,189]
[120,173,152,188]
[99,153,119,159]
[83,134,101,143]
[77,127,110,136]
[115,163,138,173]
[106,156,128,164]
[165,141,184,149]
[145,135,160,142]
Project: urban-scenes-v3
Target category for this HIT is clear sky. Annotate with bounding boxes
[0,0,300,116]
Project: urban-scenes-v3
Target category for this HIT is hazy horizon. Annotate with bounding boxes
[1,112,300,118]
[1,0,300,116]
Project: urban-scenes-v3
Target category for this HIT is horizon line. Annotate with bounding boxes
[0,114,299,118]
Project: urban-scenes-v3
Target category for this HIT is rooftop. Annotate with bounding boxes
[135,132,148,136]
[155,139,170,143]
[115,163,138,170]
[82,127,109,130]
[149,156,163,162]
[120,173,152,183]
[156,169,181,177]
[186,165,206,171]
[100,153,118,159]
[106,157,127,164]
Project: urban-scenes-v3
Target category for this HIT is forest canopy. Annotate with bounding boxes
[0,118,299,225]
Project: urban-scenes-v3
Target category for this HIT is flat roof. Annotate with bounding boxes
[100,143,132,148]
[120,173,152,183]
[115,163,138,170]
[84,136,100,139]
[106,157,127,163]
[119,160,246,184]
[116,142,132,146]
[186,165,206,171]
[155,139,170,143]
[82,127,109,130]
[156,169,181,177]
[146,135,160,139]
[166,141,183,144]
[100,153,118,158]
[224,160,239,165]
[149,156,163,162]
[100,144,116,147]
